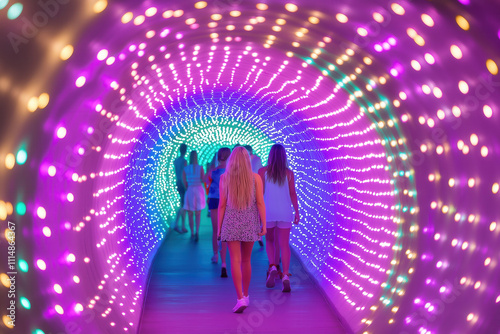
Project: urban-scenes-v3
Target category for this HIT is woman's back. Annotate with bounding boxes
[264,170,293,222]
[221,174,260,242]
[225,175,256,209]
[185,165,202,187]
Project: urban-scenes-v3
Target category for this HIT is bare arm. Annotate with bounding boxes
[254,174,267,236]
[287,169,300,224]
[204,168,212,185]
[258,167,267,193]
[200,166,205,183]
[217,175,227,237]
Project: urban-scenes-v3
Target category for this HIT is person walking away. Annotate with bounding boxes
[205,152,217,218]
[205,147,231,277]
[218,147,266,313]
[173,144,188,233]
[182,150,206,241]
[244,145,263,174]
[258,144,300,292]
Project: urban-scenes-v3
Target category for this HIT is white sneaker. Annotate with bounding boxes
[282,274,291,292]
[243,294,249,306]
[266,265,277,288]
[232,298,247,313]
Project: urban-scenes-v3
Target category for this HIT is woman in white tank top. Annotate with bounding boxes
[258,144,300,292]
[182,151,206,241]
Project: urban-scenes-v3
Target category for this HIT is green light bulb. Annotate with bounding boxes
[20,296,31,309]
[18,259,28,272]
[7,3,23,20]
[0,0,9,10]
[16,202,26,216]
[16,149,27,165]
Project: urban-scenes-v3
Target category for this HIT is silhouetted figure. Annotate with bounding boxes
[244,145,263,173]
[205,152,218,218]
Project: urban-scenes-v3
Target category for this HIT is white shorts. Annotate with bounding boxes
[183,185,206,211]
[267,221,292,229]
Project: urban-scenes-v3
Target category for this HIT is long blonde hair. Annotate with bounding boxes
[222,147,254,209]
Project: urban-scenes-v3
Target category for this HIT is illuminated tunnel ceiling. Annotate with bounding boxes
[0,0,499,333]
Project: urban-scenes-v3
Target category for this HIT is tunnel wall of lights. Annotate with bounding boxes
[1,0,499,333]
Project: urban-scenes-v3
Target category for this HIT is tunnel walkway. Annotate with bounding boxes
[138,211,347,334]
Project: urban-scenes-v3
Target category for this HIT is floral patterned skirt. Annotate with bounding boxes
[221,202,260,242]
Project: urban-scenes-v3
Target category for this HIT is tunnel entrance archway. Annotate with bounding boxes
[30,1,500,333]
[29,15,417,334]
[40,35,416,331]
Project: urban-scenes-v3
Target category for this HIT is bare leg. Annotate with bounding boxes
[210,209,218,256]
[265,227,276,265]
[180,208,186,230]
[277,228,291,275]
[173,208,180,229]
[174,189,182,228]
[274,227,281,266]
[227,241,243,299]
[195,210,201,235]
[187,211,194,236]
[221,241,228,267]
[176,186,186,230]
[174,208,186,230]
[241,241,254,297]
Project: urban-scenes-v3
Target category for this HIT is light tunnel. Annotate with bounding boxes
[0,0,499,333]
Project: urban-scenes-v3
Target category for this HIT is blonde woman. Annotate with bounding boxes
[218,147,266,313]
[182,150,206,241]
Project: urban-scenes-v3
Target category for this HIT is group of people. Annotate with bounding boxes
[172,143,300,313]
